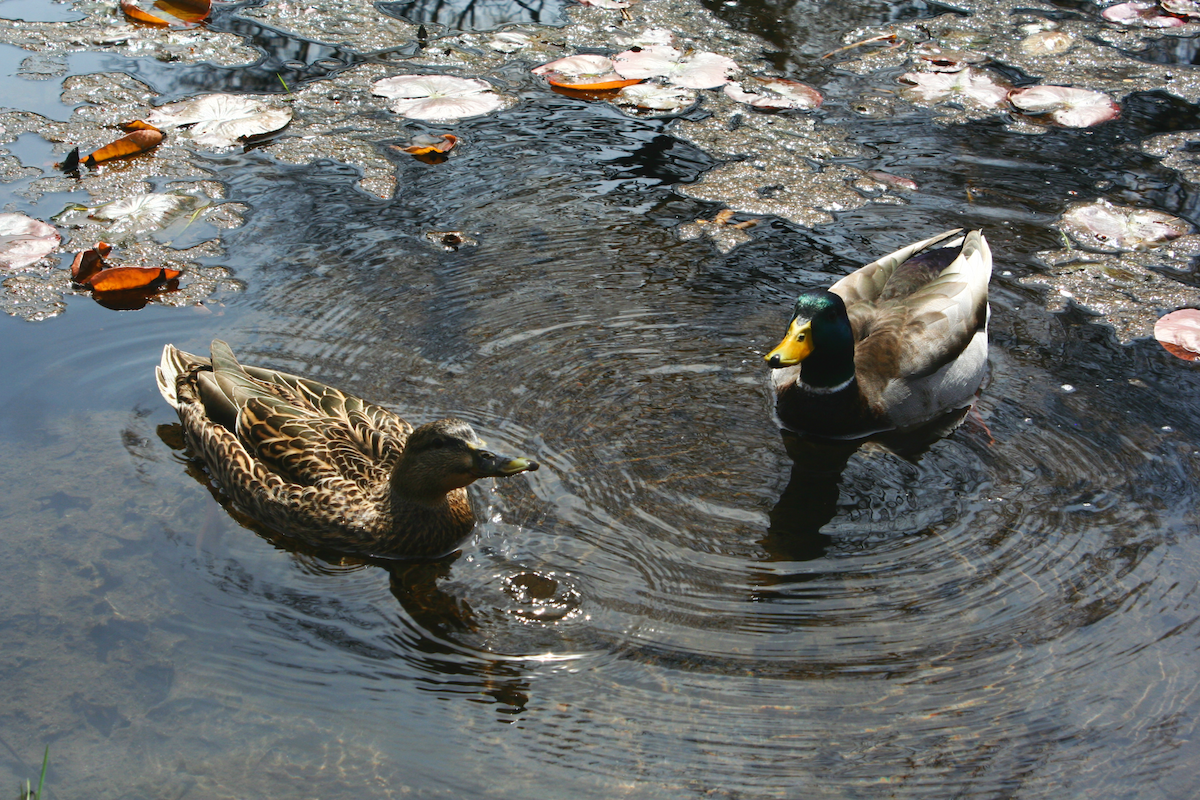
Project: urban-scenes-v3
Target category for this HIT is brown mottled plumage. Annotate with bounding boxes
[156,340,538,559]
[765,229,992,439]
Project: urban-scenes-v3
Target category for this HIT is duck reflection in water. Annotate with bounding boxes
[761,229,992,563]
[157,421,536,716]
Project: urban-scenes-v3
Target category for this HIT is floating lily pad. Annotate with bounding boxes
[532,55,641,90]
[372,75,507,121]
[615,83,697,113]
[899,68,1009,108]
[1102,0,1185,26]
[146,94,292,148]
[1162,0,1200,19]
[613,46,738,89]
[723,78,822,110]
[0,213,60,269]
[1155,309,1200,361]
[1008,86,1120,127]
[1018,30,1076,55]
[1059,199,1190,252]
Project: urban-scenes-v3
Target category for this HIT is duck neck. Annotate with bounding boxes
[800,323,856,391]
[390,457,452,508]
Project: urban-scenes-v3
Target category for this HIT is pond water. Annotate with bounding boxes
[2,0,1200,798]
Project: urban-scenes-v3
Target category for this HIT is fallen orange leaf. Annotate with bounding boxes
[70,242,114,285]
[87,266,182,292]
[121,119,163,133]
[85,129,164,166]
[546,76,643,90]
[401,134,458,155]
[120,0,210,26]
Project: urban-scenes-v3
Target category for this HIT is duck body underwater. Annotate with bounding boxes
[766,229,992,440]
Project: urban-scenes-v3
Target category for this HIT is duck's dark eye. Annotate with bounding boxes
[430,436,448,449]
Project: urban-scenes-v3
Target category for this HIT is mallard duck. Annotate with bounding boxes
[156,340,539,559]
[765,228,991,440]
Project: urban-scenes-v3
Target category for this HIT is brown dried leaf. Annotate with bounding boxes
[87,265,182,292]
[119,0,210,26]
[401,133,458,155]
[85,129,164,166]
[70,242,114,284]
[121,119,163,132]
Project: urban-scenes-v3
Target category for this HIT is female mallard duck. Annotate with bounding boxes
[765,228,992,439]
[156,340,538,559]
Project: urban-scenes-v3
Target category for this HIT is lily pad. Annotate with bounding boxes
[532,56,641,90]
[613,46,739,90]
[1008,86,1120,127]
[146,94,292,148]
[1102,1,1185,26]
[372,75,507,121]
[1162,0,1200,19]
[723,78,822,110]
[899,68,1009,108]
[615,83,697,113]
[1155,309,1200,361]
[1058,199,1190,252]
[1019,30,1076,56]
[0,213,60,269]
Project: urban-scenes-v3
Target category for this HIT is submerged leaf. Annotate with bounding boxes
[613,46,738,89]
[532,55,642,89]
[1059,199,1190,252]
[0,213,61,269]
[372,75,506,120]
[723,78,822,110]
[85,128,164,165]
[146,94,292,148]
[1155,309,1200,361]
[1008,86,1120,127]
[120,0,210,26]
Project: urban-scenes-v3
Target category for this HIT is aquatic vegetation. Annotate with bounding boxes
[56,192,210,237]
[371,75,508,120]
[1162,0,1200,19]
[1018,30,1075,56]
[615,83,696,113]
[1102,0,1186,26]
[613,45,739,89]
[723,78,822,110]
[1008,85,1120,127]
[532,55,641,89]
[899,68,1009,108]
[145,94,292,148]
[1058,199,1190,252]
[1155,309,1200,360]
[120,0,210,27]
[0,213,60,269]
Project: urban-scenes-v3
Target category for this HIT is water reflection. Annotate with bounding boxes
[377,0,569,31]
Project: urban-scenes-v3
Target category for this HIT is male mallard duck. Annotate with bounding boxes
[156,340,538,559]
[765,228,991,439]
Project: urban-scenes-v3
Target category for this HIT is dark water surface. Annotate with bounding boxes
[2,0,1199,798]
